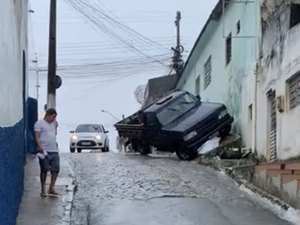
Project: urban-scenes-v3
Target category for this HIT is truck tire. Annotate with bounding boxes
[131,139,139,153]
[70,147,75,153]
[176,147,198,161]
[139,143,150,155]
[132,140,150,155]
[219,125,232,138]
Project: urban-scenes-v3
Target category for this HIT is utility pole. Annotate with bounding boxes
[47,0,57,109]
[32,54,40,100]
[176,11,181,50]
[172,11,184,76]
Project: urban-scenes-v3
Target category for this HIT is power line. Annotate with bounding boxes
[64,0,170,66]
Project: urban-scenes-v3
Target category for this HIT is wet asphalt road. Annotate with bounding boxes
[64,152,292,225]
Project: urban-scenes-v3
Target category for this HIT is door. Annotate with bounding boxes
[267,90,277,162]
[22,51,28,155]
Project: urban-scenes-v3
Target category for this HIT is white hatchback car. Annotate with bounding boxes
[70,124,109,153]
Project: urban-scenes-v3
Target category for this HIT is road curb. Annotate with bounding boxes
[59,162,76,225]
[198,156,293,210]
[232,177,291,210]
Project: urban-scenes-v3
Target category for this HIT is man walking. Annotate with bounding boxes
[34,108,59,197]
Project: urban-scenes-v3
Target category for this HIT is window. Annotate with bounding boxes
[288,73,300,109]
[290,4,300,28]
[248,104,253,121]
[195,75,200,95]
[146,113,159,128]
[236,20,241,34]
[75,124,103,133]
[156,93,197,126]
[204,55,212,89]
[226,33,232,65]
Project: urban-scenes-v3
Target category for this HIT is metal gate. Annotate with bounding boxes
[268,90,277,162]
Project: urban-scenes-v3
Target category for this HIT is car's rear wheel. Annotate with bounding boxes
[70,147,75,153]
[77,148,82,153]
[176,147,198,161]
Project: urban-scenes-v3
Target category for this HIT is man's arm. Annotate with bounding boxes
[35,131,43,153]
[54,120,58,135]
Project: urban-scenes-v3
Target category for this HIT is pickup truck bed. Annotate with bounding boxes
[114,111,145,138]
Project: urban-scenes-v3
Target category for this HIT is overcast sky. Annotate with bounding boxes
[28,0,218,152]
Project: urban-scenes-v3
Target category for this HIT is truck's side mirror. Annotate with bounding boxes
[104,130,109,133]
[196,95,201,102]
[70,130,75,133]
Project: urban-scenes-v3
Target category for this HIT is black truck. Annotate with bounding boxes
[114,90,233,160]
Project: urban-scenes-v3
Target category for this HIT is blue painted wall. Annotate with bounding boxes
[27,98,38,155]
[0,1,30,224]
[0,120,25,225]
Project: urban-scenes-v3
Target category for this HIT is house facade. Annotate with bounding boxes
[257,0,300,161]
[177,0,300,161]
[176,0,260,152]
[0,1,29,225]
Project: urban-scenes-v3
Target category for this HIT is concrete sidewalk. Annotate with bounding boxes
[16,154,75,225]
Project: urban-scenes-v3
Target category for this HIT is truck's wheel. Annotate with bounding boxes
[70,147,75,153]
[176,147,198,161]
[219,125,232,138]
[132,140,150,155]
[77,148,82,153]
[131,139,139,153]
[139,144,150,155]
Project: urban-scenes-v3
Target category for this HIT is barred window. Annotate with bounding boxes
[204,55,212,90]
[226,33,232,65]
[288,73,300,109]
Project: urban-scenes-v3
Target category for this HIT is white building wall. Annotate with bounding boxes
[177,0,299,160]
[280,26,300,159]
[177,1,259,149]
[0,0,28,127]
[258,2,300,160]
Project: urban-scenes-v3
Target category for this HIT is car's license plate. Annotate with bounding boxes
[81,142,90,146]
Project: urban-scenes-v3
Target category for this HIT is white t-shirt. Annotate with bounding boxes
[34,119,58,152]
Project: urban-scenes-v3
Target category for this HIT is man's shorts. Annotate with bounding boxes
[39,152,60,173]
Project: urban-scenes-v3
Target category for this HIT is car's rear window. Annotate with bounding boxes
[75,124,103,133]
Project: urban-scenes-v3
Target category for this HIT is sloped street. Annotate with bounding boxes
[66,152,292,225]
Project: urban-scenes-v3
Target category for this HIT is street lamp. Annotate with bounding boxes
[101,109,120,121]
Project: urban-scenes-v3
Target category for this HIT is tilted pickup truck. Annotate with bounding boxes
[114,90,233,160]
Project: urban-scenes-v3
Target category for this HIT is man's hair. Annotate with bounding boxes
[45,108,57,116]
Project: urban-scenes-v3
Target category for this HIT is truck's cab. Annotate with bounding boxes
[142,91,233,160]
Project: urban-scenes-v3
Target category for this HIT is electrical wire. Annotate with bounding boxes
[64,0,170,66]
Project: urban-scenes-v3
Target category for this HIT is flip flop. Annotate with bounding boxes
[48,190,59,196]
[40,193,47,198]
